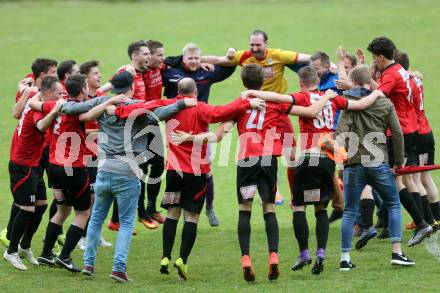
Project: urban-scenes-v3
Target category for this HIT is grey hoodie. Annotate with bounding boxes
[62,97,185,177]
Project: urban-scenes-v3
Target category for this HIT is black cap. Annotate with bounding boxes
[110,71,134,94]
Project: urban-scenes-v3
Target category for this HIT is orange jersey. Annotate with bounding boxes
[232,48,298,94]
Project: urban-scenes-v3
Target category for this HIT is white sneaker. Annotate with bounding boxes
[78,237,86,251]
[18,245,39,266]
[99,236,112,247]
[3,250,28,271]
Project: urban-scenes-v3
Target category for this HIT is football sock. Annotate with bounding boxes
[430,202,440,221]
[20,204,47,249]
[180,221,198,264]
[59,224,83,260]
[7,209,33,254]
[162,218,178,259]
[6,203,20,240]
[399,188,425,228]
[315,209,329,250]
[205,176,214,210]
[293,211,309,251]
[41,222,63,257]
[421,195,435,224]
[264,212,279,253]
[238,210,251,256]
[360,199,375,228]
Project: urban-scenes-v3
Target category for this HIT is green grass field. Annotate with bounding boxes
[1,0,440,292]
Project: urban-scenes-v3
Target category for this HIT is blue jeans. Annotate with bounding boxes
[83,171,140,272]
[341,163,402,252]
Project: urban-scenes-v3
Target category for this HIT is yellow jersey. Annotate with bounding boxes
[232,48,298,94]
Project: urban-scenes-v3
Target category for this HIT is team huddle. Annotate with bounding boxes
[1,30,439,283]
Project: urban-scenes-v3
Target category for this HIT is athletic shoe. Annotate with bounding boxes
[275,191,284,205]
[267,252,279,281]
[82,265,95,276]
[329,210,343,224]
[311,257,324,275]
[390,252,415,266]
[405,221,416,230]
[151,212,165,224]
[18,245,39,266]
[55,257,81,273]
[108,220,120,231]
[0,229,9,248]
[291,254,312,271]
[407,224,433,246]
[78,237,86,251]
[3,251,27,271]
[174,257,188,280]
[241,255,255,282]
[160,257,170,274]
[339,260,356,272]
[206,209,219,227]
[355,227,377,250]
[139,217,159,230]
[377,228,390,240]
[99,236,112,247]
[57,233,66,246]
[110,271,132,282]
[38,254,57,267]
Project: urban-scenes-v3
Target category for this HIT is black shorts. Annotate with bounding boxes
[87,166,97,193]
[161,171,207,214]
[9,161,47,206]
[387,132,419,166]
[292,154,335,206]
[48,163,91,211]
[416,131,435,165]
[236,156,278,204]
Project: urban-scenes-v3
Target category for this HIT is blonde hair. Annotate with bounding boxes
[182,43,201,56]
[349,65,371,86]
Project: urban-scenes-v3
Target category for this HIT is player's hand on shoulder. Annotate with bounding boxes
[109,94,129,104]
[119,64,136,76]
[201,63,215,72]
[240,90,256,98]
[324,89,337,99]
[55,98,66,110]
[249,98,266,110]
[105,105,117,115]
[335,79,353,90]
[226,48,236,60]
[171,130,192,145]
[183,97,198,107]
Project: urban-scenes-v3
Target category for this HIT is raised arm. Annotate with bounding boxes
[13,87,39,118]
[346,90,385,110]
[79,95,129,121]
[201,55,235,66]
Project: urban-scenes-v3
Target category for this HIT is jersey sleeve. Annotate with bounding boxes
[41,101,57,114]
[32,111,45,124]
[291,92,308,106]
[378,72,397,97]
[277,49,299,65]
[199,98,251,124]
[334,95,349,110]
[231,50,247,65]
[278,101,294,114]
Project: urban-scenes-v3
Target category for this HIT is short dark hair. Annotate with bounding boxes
[394,49,410,70]
[57,60,77,81]
[31,58,57,78]
[298,66,319,87]
[40,76,60,94]
[80,60,99,75]
[311,51,330,66]
[65,74,87,97]
[345,53,358,67]
[241,64,264,90]
[146,40,164,54]
[127,40,148,60]
[249,30,268,42]
[367,37,396,60]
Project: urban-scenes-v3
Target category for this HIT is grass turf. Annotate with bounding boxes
[0,0,440,292]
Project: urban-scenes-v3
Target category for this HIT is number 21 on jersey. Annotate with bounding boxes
[246,108,266,130]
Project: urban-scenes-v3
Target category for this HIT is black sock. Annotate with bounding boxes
[205,176,214,210]
[421,196,435,225]
[411,192,424,218]
[111,199,119,223]
[138,180,146,219]
[238,211,251,256]
[7,209,34,254]
[399,188,425,228]
[360,199,375,229]
[59,224,84,260]
[6,203,20,240]
[315,210,329,250]
[42,222,63,257]
[264,212,279,253]
[162,218,178,259]
[180,221,198,264]
[293,211,309,251]
[430,202,440,221]
[20,205,47,249]
[146,163,163,215]
[49,199,57,220]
